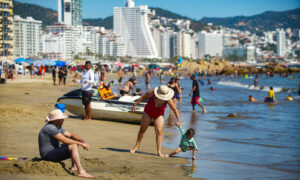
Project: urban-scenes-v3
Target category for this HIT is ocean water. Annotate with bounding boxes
[114,74,300,179]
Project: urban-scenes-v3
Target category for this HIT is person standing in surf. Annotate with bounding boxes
[190,75,206,113]
[264,86,276,103]
[130,85,181,157]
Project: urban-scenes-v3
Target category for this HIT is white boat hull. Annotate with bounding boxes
[59,98,144,123]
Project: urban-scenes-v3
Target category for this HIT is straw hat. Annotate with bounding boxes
[154,85,174,101]
[45,109,68,122]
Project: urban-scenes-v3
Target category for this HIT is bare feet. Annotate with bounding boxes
[130,146,138,153]
[157,153,165,158]
[71,166,78,172]
[165,154,170,158]
[202,108,206,113]
[78,170,93,178]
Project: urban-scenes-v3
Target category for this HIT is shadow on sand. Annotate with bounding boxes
[100,147,157,156]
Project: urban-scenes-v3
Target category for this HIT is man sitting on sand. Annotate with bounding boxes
[38,109,93,178]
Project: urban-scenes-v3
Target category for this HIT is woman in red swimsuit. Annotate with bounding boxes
[130,85,182,157]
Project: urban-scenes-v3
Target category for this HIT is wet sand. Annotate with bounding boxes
[0,75,194,180]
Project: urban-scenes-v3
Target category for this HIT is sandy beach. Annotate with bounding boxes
[0,75,195,180]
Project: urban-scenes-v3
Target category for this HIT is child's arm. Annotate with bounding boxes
[178,127,185,136]
[192,148,197,160]
[192,139,199,151]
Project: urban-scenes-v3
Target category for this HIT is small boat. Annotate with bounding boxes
[58,88,145,123]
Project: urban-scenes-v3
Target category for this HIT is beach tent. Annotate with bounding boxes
[40,59,56,66]
[55,60,66,67]
[14,57,26,64]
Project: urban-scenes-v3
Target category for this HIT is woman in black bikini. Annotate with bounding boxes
[120,77,135,96]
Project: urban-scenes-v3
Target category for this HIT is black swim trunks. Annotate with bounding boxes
[43,144,71,162]
[82,90,93,106]
[120,89,129,96]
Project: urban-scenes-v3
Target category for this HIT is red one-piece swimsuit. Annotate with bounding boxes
[144,95,167,119]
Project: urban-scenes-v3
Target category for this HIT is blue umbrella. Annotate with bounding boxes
[14,57,26,63]
[40,59,56,66]
[33,60,44,67]
[25,58,35,64]
[177,57,183,64]
[55,61,66,67]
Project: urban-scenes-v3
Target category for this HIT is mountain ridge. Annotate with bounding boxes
[13,1,300,31]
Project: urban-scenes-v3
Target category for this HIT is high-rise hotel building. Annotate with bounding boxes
[276,29,286,57]
[58,0,82,26]
[13,15,42,58]
[0,0,13,58]
[113,0,158,58]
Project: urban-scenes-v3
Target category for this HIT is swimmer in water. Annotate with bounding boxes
[254,78,258,87]
[210,87,215,91]
[249,95,256,102]
[285,94,293,101]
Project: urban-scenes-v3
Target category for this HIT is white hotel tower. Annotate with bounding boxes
[113,0,158,58]
[58,0,82,26]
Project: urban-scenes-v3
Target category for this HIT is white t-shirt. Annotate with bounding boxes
[78,69,94,91]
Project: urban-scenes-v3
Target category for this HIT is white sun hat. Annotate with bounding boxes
[45,109,68,122]
[154,85,174,101]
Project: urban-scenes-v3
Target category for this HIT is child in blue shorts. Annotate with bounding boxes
[166,122,198,160]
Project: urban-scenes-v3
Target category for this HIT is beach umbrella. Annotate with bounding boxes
[19,61,29,66]
[33,60,44,66]
[133,64,138,67]
[40,59,56,66]
[148,63,160,69]
[55,60,66,67]
[14,57,26,63]
[177,57,183,64]
[117,62,124,67]
[1,58,13,64]
[25,58,34,64]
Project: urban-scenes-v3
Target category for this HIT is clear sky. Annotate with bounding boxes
[17,0,300,19]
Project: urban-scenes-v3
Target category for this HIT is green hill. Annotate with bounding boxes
[13,0,300,32]
[200,8,300,31]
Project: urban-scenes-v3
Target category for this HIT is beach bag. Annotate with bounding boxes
[98,83,115,100]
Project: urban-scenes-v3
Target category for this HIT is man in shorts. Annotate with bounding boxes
[73,61,94,120]
[38,109,93,178]
[189,75,206,113]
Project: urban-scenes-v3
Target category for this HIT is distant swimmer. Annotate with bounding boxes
[249,95,256,102]
[285,95,293,101]
[207,79,211,85]
[210,87,216,91]
[254,78,258,87]
[264,87,276,103]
